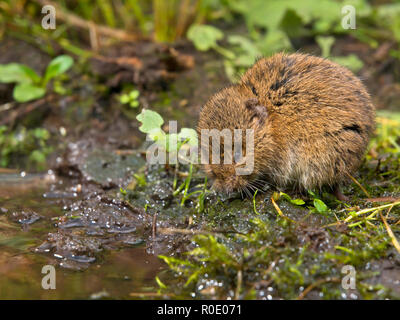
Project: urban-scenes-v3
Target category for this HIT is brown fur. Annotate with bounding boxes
[197,53,375,196]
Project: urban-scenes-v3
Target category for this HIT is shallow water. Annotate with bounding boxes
[0,173,163,299]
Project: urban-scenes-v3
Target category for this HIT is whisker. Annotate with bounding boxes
[251,180,267,189]
[244,186,252,198]
[249,181,265,193]
[242,186,248,198]
[252,178,273,189]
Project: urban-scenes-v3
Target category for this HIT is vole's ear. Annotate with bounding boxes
[245,98,268,125]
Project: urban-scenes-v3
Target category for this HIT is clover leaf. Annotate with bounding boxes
[187,25,224,51]
[136,109,164,133]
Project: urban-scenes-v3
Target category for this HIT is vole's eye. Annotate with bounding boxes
[251,85,258,96]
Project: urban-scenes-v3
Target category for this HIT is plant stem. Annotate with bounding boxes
[181,163,193,206]
[127,0,147,33]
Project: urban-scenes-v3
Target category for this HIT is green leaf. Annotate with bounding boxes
[227,35,261,66]
[129,90,140,99]
[136,109,164,133]
[120,94,130,104]
[0,63,41,84]
[313,198,328,213]
[228,35,258,53]
[279,192,305,206]
[33,128,50,140]
[178,128,198,147]
[187,24,224,51]
[43,55,73,84]
[130,100,139,108]
[258,30,292,55]
[232,0,341,33]
[291,198,306,205]
[307,190,317,197]
[148,128,166,143]
[29,150,46,164]
[331,54,364,72]
[133,173,147,187]
[316,36,335,58]
[280,9,307,38]
[13,83,46,102]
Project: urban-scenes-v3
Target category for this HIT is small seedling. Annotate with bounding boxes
[136,108,198,156]
[0,55,73,103]
[120,90,140,108]
[308,190,329,214]
[119,187,127,196]
[133,173,146,187]
[187,24,235,59]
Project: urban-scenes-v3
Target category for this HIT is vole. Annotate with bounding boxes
[197,53,375,200]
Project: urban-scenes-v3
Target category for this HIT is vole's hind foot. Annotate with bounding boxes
[332,185,349,202]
